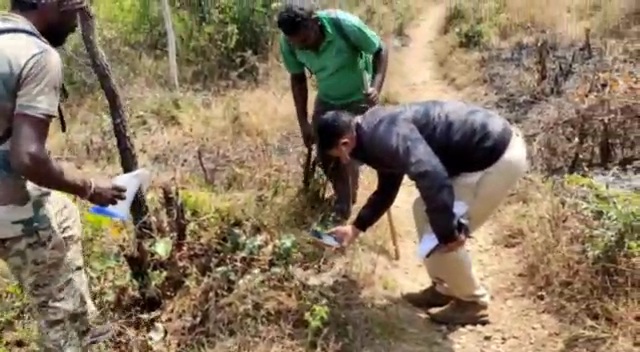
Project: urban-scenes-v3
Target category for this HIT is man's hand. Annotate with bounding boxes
[441,234,467,253]
[364,87,379,105]
[328,224,361,248]
[300,121,315,149]
[86,180,127,207]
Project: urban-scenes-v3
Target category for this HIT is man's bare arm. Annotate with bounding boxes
[9,49,89,198]
[9,114,89,197]
[371,44,389,92]
[290,72,308,124]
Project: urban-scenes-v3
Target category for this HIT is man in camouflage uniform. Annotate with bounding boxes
[0,1,126,350]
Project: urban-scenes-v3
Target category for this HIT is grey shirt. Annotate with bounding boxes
[0,13,63,239]
[351,100,513,244]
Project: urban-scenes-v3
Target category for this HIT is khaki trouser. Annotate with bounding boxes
[412,128,528,304]
[312,98,372,220]
[0,192,96,351]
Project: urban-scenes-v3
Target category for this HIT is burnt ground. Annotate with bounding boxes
[475,29,639,190]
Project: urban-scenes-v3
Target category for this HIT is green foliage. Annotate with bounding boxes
[305,302,330,333]
[85,0,279,86]
[151,237,173,259]
[0,0,417,91]
[0,1,418,348]
[0,272,37,350]
[564,175,639,264]
[170,0,279,82]
[444,3,469,32]
[0,186,332,349]
[455,23,488,49]
[444,1,507,48]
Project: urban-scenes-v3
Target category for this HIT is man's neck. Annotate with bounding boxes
[8,10,43,32]
[309,19,326,52]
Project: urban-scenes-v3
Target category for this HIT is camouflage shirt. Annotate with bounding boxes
[0,12,62,236]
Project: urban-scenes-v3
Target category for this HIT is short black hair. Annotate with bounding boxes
[276,4,314,36]
[11,0,38,11]
[316,110,355,152]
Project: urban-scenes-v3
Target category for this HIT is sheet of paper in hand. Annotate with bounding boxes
[309,228,341,248]
[417,201,469,259]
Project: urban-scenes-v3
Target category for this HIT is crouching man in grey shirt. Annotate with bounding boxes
[316,100,528,325]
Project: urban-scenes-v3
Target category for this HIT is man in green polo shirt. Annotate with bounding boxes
[277,4,389,221]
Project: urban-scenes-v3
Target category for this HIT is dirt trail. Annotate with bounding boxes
[349,2,567,351]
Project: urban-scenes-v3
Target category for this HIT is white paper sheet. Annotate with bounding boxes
[417,201,469,259]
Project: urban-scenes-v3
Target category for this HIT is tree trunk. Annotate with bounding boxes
[160,0,179,90]
[78,8,161,311]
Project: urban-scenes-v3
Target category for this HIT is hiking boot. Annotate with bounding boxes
[83,323,113,346]
[427,299,490,325]
[402,286,453,309]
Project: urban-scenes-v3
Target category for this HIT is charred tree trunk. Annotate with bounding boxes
[78,8,161,311]
[536,38,549,86]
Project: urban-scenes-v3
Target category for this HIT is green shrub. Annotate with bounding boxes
[564,175,639,266]
[444,1,507,48]
[64,0,279,88]
[507,176,638,341]
[0,0,416,91]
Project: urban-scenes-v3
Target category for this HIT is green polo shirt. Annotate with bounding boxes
[279,9,382,105]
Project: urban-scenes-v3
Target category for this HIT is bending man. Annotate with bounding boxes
[316,100,528,325]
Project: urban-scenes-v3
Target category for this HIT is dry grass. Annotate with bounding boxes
[434,0,639,347]
[495,0,639,40]
[494,176,639,350]
[443,0,639,40]
[435,0,640,89]
[1,1,637,350]
[3,72,345,350]
[0,2,427,351]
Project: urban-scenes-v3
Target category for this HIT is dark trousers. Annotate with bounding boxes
[311,98,372,220]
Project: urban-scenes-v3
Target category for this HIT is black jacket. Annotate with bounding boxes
[351,100,513,244]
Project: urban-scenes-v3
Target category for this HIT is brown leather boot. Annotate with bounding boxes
[427,299,490,325]
[402,286,453,309]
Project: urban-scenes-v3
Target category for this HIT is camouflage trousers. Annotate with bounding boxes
[0,192,97,351]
